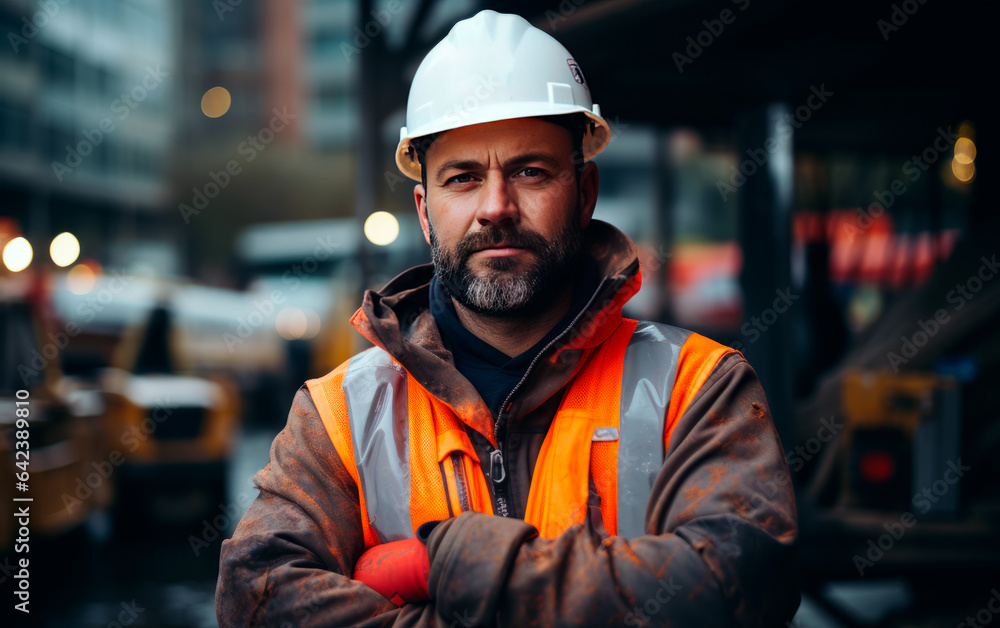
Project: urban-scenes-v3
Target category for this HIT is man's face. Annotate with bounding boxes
[414,117,598,317]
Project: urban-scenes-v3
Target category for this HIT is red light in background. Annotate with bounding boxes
[858,450,896,484]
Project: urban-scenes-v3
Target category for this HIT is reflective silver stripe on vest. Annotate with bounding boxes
[342,348,412,542]
[617,321,692,539]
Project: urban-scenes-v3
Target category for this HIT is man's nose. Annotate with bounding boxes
[475,174,519,226]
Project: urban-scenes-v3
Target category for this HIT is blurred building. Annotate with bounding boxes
[301,0,357,148]
[175,0,305,146]
[0,0,174,267]
[174,0,357,151]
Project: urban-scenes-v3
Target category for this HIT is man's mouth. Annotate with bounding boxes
[474,243,526,257]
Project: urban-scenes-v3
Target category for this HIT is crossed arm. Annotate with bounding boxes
[216,354,799,627]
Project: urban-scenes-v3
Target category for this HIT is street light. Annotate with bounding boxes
[2,237,32,272]
[364,211,399,246]
[50,232,80,267]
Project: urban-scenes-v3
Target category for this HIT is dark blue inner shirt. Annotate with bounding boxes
[429,257,600,417]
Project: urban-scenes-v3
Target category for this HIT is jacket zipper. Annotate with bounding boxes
[489,448,510,517]
[488,282,606,518]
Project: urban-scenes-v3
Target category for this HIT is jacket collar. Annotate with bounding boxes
[350,219,641,446]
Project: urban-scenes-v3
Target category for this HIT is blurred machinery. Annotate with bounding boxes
[791,221,1000,625]
[234,216,427,422]
[0,276,107,550]
[1,255,242,546]
[99,302,241,528]
[840,371,961,515]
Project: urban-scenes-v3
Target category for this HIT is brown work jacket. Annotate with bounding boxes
[216,220,800,627]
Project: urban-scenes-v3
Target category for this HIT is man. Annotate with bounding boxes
[217,10,799,627]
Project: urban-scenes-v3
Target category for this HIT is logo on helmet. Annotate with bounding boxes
[567,59,586,85]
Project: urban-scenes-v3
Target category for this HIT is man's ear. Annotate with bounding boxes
[578,161,599,229]
[414,183,432,246]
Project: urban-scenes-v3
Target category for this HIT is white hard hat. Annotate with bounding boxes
[395,10,612,181]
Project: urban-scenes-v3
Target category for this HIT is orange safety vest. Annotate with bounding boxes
[307,319,731,548]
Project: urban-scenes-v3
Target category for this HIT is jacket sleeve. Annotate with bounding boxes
[423,352,800,627]
[215,388,436,628]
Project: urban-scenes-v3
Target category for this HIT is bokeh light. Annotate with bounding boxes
[304,309,321,339]
[276,307,308,340]
[201,86,232,118]
[364,211,399,246]
[952,158,975,183]
[50,232,81,267]
[66,263,98,294]
[2,236,32,272]
[954,137,977,165]
[957,121,975,140]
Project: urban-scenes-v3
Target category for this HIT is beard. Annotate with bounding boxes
[429,210,585,318]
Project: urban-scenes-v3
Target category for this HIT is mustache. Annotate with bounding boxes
[455,226,549,259]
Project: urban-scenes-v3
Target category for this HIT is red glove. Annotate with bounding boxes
[353,538,430,605]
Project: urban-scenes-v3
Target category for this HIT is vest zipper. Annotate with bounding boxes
[490,447,510,517]
[486,281,608,519]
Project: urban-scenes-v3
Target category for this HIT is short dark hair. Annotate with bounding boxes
[412,132,441,189]
[413,113,589,188]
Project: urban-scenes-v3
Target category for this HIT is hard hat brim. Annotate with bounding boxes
[395,106,612,182]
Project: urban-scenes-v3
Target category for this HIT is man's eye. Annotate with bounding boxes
[518,168,544,178]
[446,173,474,185]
